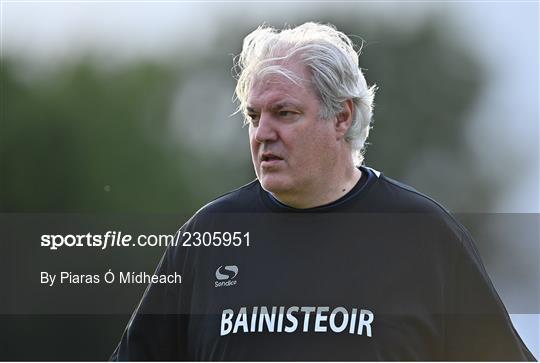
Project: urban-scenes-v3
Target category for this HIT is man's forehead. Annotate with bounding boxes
[246,81,305,107]
[247,75,314,109]
[251,74,305,92]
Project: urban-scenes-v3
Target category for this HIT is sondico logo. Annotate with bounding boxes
[215,265,238,287]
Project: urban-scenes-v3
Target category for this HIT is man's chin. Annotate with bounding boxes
[258,175,291,196]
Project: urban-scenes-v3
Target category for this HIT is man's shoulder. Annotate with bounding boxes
[367,167,452,215]
[366,167,469,241]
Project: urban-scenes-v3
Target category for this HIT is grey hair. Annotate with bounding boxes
[233,22,376,166]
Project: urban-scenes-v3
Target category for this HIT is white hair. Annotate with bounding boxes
[233,22,377,165]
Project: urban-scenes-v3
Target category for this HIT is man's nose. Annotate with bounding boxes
[254,114,278,143]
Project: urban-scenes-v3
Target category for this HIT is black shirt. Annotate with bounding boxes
[111,166,535,361]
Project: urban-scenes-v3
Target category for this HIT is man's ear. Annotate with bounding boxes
[335,99,354,140]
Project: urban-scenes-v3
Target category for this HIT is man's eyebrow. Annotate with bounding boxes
[271,102,299,110]
[247,102,300,112]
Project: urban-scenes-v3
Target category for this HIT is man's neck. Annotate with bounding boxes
[272,166,362,209]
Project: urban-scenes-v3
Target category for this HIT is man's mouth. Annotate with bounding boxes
[260,153,284,167]
[261,153,283,162]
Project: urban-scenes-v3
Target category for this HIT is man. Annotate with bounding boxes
[111,22,534,361]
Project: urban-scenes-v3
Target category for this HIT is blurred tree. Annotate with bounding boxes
[1,57,252,213]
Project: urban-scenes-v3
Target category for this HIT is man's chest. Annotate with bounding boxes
[182,223,446,360]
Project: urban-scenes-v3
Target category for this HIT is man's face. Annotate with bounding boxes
[247,63,339,202]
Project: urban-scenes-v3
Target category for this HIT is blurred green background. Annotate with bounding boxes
[1,1,538,360]
[0,16,491,213]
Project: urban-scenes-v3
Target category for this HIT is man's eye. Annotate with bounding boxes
[247,114,259,125]
[278,111,292,117]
